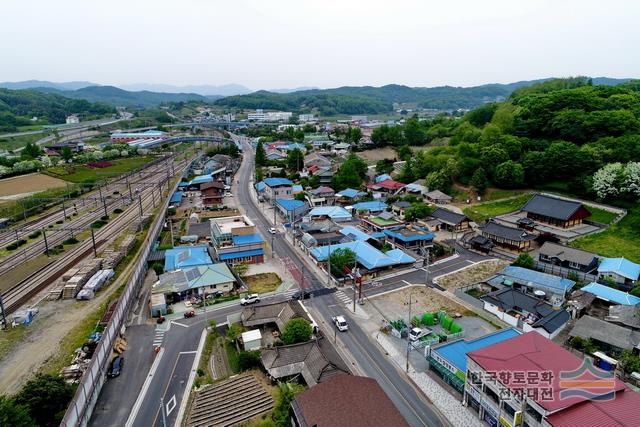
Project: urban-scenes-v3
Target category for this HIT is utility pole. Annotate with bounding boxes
[406,293,413,373]
[0,295,6,330]
[169,219,174,248]
[327,239,332,286]
[91,228,97,257]
[102,198,108,218]
[42,227,49,257]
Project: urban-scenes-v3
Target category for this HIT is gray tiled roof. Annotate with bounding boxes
[522,194,585,220]
[430,208,468,226]
[482,220,536,242]
[569,315,640,350]
[539,242,598,266]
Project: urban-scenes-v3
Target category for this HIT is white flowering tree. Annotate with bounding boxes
[12,160,41,173]
[593,163,624,199]
[624,162,640,197]
[120,150,129,157]
[0,165,11,176]
[593,162,640,199]
[40,156,53,168]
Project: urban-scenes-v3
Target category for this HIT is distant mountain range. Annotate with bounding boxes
[215,77,635,114]
[0,77,634,112]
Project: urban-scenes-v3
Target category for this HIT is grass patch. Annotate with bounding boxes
[586,206,618,225]
[572,206,640,263]
[194,331,217,387]
[244,273,282,294]
[225,341,241,374]
[463,193,532,223]
[45,156,155,183]
[0,132,45,151]
[0,325,30,361]
[482,188,528,202]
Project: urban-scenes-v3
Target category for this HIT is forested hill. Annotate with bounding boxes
[215,77,632,114]
[0,88,115,132]
[358,77,640,202]
[33,85,211,108]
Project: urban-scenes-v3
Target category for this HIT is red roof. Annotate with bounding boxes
[467,332,626,412]
[293,375,409,427]
[376,179,406,190]
[308,165,320,174]
[546,386,640,427]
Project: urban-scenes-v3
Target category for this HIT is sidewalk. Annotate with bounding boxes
[376,333,483,427]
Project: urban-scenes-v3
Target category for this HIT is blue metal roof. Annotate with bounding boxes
[190,175,213,185]
[275,199,308,212]
[581,282,640,305]
[339,226,371,242]
[308,206,352,220]
[432,328,522,373]
[375,174,392,183]
[383,227,435,243]
[351,201,388,212]
[337,188,366,199]
[498,265,575,295]
[292,184,304,193]
[232,234,264,245]
[255,181,266,192]
[178,182,188,188]
[219,249,264,261]
[164,245,213,272]
[310,241,415,270]
[598,257,640,281]
[263,177,293,187]
[169,191,183,204]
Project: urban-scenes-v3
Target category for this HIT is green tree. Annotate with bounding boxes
[395,144,412,161]
[494,161,524,188]
[512,252,535,269]
[238,351,261,371]
[331,154,367,191]
[22,142,42,160]
[403,116,426,145]
[255,141,266,167]
[375,159,395,175]
[294,192,306,201]
[14,373,74,426]
[470,167,489,195]
[0,396,33,427]
[329,247,357,277]
[282,318,313,345]
[480,145,509,176]
[61,146,74,162]
[286,148,304,172]
[226,323,243,351]
[425,170,452,193]
[404,203,435,221]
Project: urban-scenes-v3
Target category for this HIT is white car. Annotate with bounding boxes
[409,327,431,342]
[268,227,277,234]
[224,193,233,198]
[332,316,348,332]
[240,294,261,306]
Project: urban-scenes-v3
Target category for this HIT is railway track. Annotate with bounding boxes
[0,158,188,276]
[0,155,177,248]
[0,156,192,315]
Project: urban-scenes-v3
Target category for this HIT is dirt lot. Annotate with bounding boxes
[372,286,470,318]
[244,273,282,294]
[357,147,398,163]
[0,173,67,199]
[435,259,509,291]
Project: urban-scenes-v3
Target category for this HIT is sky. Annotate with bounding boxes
[1,0,639,90]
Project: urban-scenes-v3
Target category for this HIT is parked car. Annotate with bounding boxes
[331,316,348,332]
[184,310,196,318]
[108,356,124,378]
[292,287,335,300]
[269,227,277,234]
[409,327,431,342]
[240,294,261,306]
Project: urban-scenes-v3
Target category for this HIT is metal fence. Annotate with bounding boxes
[60,168,188,426]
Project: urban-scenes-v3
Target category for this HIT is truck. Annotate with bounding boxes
[331,315,348,332]
[409,327,431,342]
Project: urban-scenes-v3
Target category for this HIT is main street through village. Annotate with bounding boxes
[91,136,493,427]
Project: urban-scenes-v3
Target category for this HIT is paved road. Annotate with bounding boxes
[235,138,448,427]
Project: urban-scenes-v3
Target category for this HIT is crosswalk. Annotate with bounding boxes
[335,290,353,305]
[153,329,165,348]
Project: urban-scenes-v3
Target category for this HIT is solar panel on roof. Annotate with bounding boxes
[185,269,200,281]
[378,211,394,220]
[177,250,190,263]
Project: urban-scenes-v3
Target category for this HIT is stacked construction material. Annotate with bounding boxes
[62,258,103,299]
[100,249,124,269]
[119,235,136,254]
[77,269,115,300]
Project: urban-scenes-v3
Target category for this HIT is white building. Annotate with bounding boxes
[248,109,293,122]
[65,115,80,124]
[298,114,316,123]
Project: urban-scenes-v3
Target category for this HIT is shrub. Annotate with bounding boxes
[113,208,123,214]
[91,220,107,229]
[55,220,63,224]
[100,215,109,221]
[63,237,79,245]
[28,231,41,239]
[6,243,18,251]
[512,252,535,269]
[282,318,312,345]
[238,351,261,371]
[151,262,164,275]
